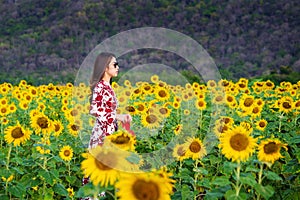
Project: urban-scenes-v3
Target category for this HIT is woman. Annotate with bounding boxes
[81,52,132,199]
[88,52,131,148]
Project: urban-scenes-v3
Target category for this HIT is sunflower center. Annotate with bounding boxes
[227,96,233,102]
[259,121,266,128]
[189,141,201,153]
[244,98,254,107]
[177,146,185,156]
[137,104,145,111]
[54,124,60,132]
[295,101,300,107]
[71,124,80,131]
[113,135,130,144]
[252,107,260,114]
[37,117,48,129]
[1,107,7,113]
[64,150,71,156]
[229,133,249,151]
[158,90,167,98]
[146,114,157,124]
[263,142,279,154]
[215,96,223,102]
[70,109,78,116]
[197,101,204,107]
[132,180,159,200]
[159,108,168,115]
[95,158,112,170]
[282,102,291,109]
[12,127,24,138]
[126,106,136,112]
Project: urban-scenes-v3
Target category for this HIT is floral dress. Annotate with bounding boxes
[89,80,118,148]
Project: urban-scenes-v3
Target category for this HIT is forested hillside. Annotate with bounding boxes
[0,0,299,85]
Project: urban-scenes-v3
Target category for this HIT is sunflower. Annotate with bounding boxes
[278,96,294,113]
[59,145,74,162]
[207,80,217,89]
[142,83,154,95]
[255,119,268,131]
[0,97,8,106]
[67,121,81,137]
[258,138,287,164]
[195,98,207,110]
[213,123,230,138]
[1,117,9,125]
[53,120,64,137]
[115,170,174,200]
[30,112,54,135]
[4,122,31,146]
[172,144,188,161]
[104,130,136,151]
[294,100,300,110]
[225,94,237,108]
[0,105,10,116]
[239,94,255,113]
[151,75,159,83]
[19,101,29,110]
[67,187,74,197]
[8,103,17,114]
[212,92,226,105]
[236,78,248,91]
[172,101,181,110]
[183,137,207,160]
[155,87,170,101]
[133,102,147,114]
[218,125,257,162]
[173,124,183,135]
[81,146,133,187]
[250,105,262,118]
[157,106,171,118]
[141,112,162,129]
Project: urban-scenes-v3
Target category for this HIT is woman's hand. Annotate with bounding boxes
[116,114,132,123]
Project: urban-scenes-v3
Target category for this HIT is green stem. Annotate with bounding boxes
[278,113,284,133]
[193,160,200,200]
[6,145,12,170]
[235,161,241,197]
[257,163,264,200]
[198,110,203,130]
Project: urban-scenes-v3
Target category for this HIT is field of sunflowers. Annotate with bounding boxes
[0,76,300,200]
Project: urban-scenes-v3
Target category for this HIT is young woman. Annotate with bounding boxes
[81,52,132,199]
[88,52,131,148]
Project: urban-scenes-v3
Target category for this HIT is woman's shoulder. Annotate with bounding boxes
[95,80,110,91]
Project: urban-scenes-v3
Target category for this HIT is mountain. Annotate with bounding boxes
[0,0,299,85]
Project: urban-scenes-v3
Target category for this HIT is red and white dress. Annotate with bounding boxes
[89,80,118,148]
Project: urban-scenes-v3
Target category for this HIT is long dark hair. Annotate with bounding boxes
[89,52,115,104]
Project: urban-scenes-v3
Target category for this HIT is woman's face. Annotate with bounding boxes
[105,57,119,78]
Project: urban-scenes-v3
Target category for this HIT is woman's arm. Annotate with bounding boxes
[116,114,132,123]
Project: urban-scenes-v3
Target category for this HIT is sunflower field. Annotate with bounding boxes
[1,76,300,200]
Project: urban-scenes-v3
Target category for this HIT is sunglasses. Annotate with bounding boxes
[113,62,119,68]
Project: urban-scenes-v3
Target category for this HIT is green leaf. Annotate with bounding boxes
[254,184,274,199]
[53,183,68,196]
[211,176,231,186]
[38,170,53,185]
[181,184,194,199]
[66,176,77,184]
[225,190,247,200]
[75,182,96,198]
[240,174,257,187]
[193,167,208,175]
[265,171,283,181]
[7,183,26,198]
[44,187,54,200]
